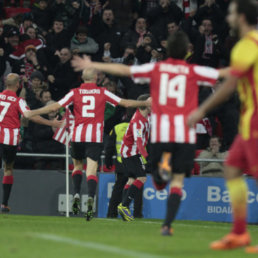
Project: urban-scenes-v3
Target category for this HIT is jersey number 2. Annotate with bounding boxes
[0,101,11,122]
[159,74,186,107]
[82,96,95,117]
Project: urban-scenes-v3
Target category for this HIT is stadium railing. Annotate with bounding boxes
[0,152,225,175]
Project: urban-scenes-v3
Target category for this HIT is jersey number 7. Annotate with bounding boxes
[0,101,11,122]
[159,74,186,107]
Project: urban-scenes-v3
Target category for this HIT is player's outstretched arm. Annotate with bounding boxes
[71,55,131,77]
[119,98,151,108]
[187,75,238,128]
[30,115,64,128]
[218,67,231,78]
[24,102,61,118]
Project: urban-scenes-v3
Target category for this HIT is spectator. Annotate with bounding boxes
[32,100,65,169]
[47,47,78,100]
[39,89,52,105]
[24,26,37,40]
[121,17,151,50]
[192,17,222,67]
[50,0,80,29]
[80,0,109,25]
[32,0,52,35]
[19,13,34,35]
[147,0,183,39]
[167,20,179,36]
[70,26,99,56]
[90,8,124,59]
[3,26,20,58]
[103,44,138,65]
[12,45,45,81]
[198,136,227,176]
[45,17,79,67]
[194,0,224,34]
[136,34,158,64]
[139,0,159,17]
[20,70,45,109]
[107,0,140,29]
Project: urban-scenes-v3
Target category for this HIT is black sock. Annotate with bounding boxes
[2,175,13,206]
[87,175,98,198]
[134,187,143,218]
[122,180,143,207]
[163,187,182,228]
[2,184,12,206]
[122,184,130,202]
[72,170,83,195]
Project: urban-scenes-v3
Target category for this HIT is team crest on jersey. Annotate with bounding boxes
[136,129,142,137]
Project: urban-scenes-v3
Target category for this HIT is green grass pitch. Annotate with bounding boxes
[0,215,257,258]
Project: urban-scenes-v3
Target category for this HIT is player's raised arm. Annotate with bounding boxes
[71,55,131,77]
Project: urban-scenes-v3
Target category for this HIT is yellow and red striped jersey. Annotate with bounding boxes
[230,30,258,140]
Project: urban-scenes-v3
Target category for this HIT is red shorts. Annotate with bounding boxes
[226,135,258,178]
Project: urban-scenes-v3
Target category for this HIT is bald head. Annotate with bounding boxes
[82,69,97,82]
[5,73,20,90]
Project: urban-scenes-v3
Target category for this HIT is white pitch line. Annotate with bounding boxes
[32,233,166,258]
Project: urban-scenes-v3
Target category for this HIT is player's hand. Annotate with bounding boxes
[71,55,92,71]
[146,97,152,107]
[187,109,205,128]
[23,110,31,118]
[141,149,148,159]
[52,117,65,128]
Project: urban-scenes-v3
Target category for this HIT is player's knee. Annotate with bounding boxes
[170,175,184,189]
[137,177,146,184]
[224,166,242,180]
[4,163,13,175]
[127,178,134,185]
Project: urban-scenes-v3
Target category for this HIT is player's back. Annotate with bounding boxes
[230,30,258,140]
[0,90,28,145]
[142,58,218,144]
[121,109,150,158]
[59,82,121,143]
[0,90,25,129]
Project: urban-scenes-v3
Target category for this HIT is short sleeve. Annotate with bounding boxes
[230,38,258,77]
[104,89,121,107]
[18,98,29,114]
[193,65,219,87]
[132,121,144,141]
[58,90,74,107]
[130,63,155,84]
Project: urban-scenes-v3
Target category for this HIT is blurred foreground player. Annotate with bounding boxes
[71,31,226,232]
[188,0,258,252]
[24,69,150,220]
[0,73,62,212]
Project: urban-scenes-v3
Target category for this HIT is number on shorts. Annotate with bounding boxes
[82,96,95,117]
[159,74,186,107]
[0,101,11,122]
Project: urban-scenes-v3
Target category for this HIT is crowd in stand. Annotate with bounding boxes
[0,0,241,171]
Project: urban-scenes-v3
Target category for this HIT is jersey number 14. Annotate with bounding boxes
[159,74,186,107]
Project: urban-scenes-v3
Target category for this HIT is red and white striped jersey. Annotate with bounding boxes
[53,109,75,144]
[130,58,219,144]
[0,90,29,146]
[58,83,121,143]
[121,109,150,158]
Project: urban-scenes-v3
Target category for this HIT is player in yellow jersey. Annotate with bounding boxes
[188,0,258,252]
